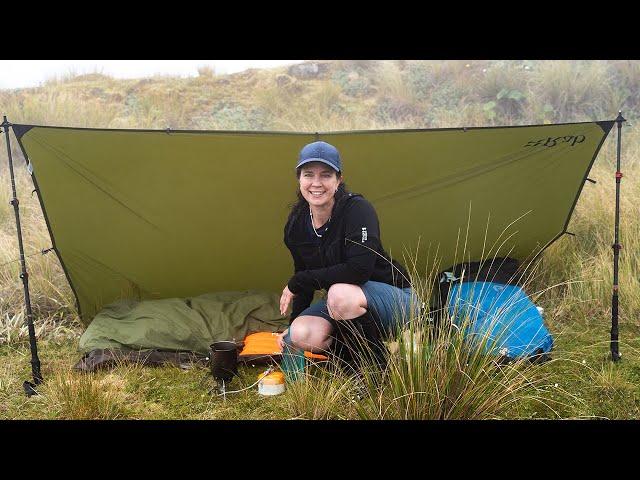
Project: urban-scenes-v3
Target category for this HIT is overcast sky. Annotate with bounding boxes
[0,60,304,89]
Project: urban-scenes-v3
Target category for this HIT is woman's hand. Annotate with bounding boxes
[278,285,296,350]
[276,328,289,350]
[280,285,296,316]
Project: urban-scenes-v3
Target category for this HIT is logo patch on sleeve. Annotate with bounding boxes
[361,227,368,243]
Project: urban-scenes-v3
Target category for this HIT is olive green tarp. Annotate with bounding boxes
[13,121,613,326]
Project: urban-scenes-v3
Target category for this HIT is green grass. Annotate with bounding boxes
[3,317,640,419]
[0,340,296,419]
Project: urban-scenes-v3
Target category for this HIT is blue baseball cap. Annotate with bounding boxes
[296,141,342,172]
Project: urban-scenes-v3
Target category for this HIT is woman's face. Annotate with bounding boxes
[298,162,341,209]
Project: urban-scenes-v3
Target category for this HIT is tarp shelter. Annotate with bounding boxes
[12,121,613,325]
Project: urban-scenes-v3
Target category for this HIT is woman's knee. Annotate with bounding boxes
[327,284,367,320]
[289,317,332,351]
[289,322,313,347]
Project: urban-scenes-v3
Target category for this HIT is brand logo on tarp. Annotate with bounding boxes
[524,135,585,148]
[361,227,368,243]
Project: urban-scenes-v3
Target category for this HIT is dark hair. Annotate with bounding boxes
[287,167,350,223]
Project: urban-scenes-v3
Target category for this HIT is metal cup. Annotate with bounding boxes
[209,341,239,382]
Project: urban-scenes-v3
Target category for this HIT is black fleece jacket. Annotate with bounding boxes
[284,192,411,322]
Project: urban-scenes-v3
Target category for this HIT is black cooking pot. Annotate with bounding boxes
[209,341,239,382]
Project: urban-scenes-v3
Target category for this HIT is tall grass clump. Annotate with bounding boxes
[0,361,19,418]
[374,61,414,104]
[0,311,78,346]
[257,81,378,132]
[529,61,611,122]
[3,89,121,128]
[37,369,134,419]
[282,361,357,419]
[349,251,567,419]
[607,60,640,119]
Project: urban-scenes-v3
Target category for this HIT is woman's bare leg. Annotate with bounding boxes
[289,284,369,353]
[326,283,368,320]
[289,315,334,353]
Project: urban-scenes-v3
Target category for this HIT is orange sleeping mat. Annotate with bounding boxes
[239,332,328,362]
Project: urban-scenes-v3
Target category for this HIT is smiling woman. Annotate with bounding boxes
[277,141,416,371]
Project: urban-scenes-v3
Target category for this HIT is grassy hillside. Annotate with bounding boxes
[1,60,639,419]
[2,60,639,131]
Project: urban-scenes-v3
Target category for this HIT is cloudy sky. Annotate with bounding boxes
[0,60,304,89]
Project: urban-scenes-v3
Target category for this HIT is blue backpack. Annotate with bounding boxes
[448,281,553,361]
[436,258,553,362]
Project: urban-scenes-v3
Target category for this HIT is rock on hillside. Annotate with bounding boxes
[288,62,331,79]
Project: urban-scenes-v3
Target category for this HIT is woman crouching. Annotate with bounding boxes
[277,140,415,368]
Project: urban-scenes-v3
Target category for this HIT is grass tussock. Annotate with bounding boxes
[279,310,566,420]
[0,311,79,346]
[37,369,134,419]
[354,328,554,420]
[0,361,19,412]
[280,248,577,420]
[282,363,356,420]
[530,61,612,122]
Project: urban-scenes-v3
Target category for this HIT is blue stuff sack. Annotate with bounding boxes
[448,281,553,360]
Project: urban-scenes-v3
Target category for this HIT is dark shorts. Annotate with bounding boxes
[297,280,419,336]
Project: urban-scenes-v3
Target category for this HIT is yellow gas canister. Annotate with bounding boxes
[257,371,286,396]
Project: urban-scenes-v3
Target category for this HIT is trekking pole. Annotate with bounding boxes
[1,116,43,394]
[610,111,625,362]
